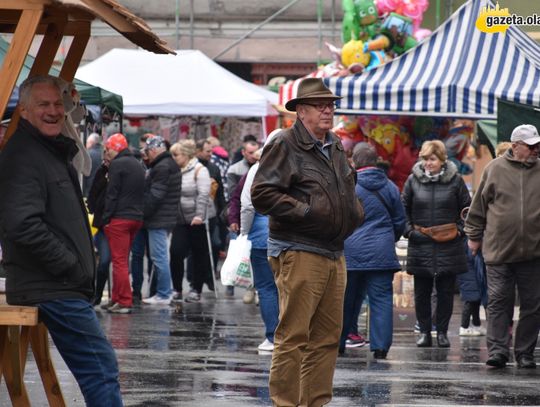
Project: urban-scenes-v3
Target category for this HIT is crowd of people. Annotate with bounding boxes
[0,75,539,407]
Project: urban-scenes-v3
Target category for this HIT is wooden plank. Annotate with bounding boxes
[0,306,38,326]
[0,7,42,132]
[30,324,66,406]
[0,0,46,10]
[3,326,31,406]
[59,23,90,81]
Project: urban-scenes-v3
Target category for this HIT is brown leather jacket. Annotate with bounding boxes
[251,120,364,251]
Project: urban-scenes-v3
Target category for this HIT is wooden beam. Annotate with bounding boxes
[0,0,46,10]
[0,7,43,130]
[59,22,90,81]
[4,16,67,144]
[82,0,135,32]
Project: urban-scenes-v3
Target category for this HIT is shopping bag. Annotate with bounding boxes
[220,234,253,288]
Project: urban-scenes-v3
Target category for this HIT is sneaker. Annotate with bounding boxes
[100,301,115,310]
[142,295,171,305]
[258,339,274,352]
[169,293,183,305]
[107,303,132,314]
[471,325,486,336]
[459,326,475,336]
[243,288,256,304]
[345,333,366,348]
[184,290,201,303]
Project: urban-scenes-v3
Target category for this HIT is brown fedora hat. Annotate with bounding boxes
[285,78,342,112]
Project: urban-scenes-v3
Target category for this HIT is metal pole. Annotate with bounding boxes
[317,0,323,66]
[190,0,194,49]
[175,0,180,49]
[331,0,336,44]
[205,219,219,299]
[213,0,302,60]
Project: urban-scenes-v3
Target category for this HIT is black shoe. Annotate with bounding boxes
[486,353,508,368]
[437,332,450,348]
[517,355,536,369]
[373,349,388,359]
[416,333,432,347]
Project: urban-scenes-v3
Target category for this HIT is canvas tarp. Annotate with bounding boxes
[324,0,540,119]
[77,49,278,117]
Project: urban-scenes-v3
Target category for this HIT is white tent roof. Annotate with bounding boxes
[77,48,278,117]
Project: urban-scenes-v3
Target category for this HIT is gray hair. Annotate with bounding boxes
[352,142,378,169]
[19,75,62,106]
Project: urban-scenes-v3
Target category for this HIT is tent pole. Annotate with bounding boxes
[190,0,195,49]
[317,0,323,66]
[175,0,180,49]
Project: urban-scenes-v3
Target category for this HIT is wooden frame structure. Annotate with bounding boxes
[0,0,173,147]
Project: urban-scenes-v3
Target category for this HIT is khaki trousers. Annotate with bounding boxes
[268,251,346,407]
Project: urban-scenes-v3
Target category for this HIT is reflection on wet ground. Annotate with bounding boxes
[1,290,539,406]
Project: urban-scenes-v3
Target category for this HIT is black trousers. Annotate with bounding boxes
[461,300,481,328]
[486,260,540,360]
[414,274,456,333]
[169,223,212,293]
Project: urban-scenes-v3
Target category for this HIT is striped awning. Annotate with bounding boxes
[325,0,540,119]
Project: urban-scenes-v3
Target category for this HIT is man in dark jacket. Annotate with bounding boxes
[251,78,364,407]
[0,75,122,406]
[102,133,145,314]
[141,135,182,305]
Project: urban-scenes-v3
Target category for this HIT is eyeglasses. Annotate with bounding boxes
[517,142,540,151]
[302,102,337,112]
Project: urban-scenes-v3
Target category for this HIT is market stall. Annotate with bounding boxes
[76,48,279,151]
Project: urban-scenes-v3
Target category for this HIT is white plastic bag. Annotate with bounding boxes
[220,234,253,288]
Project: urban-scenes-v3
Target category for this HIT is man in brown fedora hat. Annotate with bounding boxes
[252,78,364,407]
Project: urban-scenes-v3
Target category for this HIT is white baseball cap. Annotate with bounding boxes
[510,124,540,145]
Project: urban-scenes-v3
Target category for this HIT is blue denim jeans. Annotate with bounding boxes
[130,228,154,297]
[94,229,111,304]
[251,248,279,342]
[38,299,123,407]
[147,228,172,298]
[341,270,394,352]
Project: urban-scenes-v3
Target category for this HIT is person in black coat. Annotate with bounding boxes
[141,135,182,305]
[86,160,111,307]
[101,133,145,313]
[0,75,122,406]
[402,140,471,348]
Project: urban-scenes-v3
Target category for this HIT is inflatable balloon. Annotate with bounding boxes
[413,28,432,42]
[342,39,371,69]
[387,136,418,190]
[364,13,417,56]
[376,0,430,32]
[342,0,360,43]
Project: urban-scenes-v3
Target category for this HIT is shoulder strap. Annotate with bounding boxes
[194,163,203,180]
[372,189,392,217]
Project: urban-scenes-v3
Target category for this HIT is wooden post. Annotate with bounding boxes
[0,7,43,125]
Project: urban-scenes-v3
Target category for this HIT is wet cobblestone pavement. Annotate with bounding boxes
[2,288,539,406]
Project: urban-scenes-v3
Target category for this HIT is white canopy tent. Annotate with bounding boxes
[77,48,278,117]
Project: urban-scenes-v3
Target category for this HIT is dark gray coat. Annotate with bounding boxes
[0,119,95,304]
[402,161,471,278]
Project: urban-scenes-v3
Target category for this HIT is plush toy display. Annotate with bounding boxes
[342,0,381,43]
[59,78,91,176]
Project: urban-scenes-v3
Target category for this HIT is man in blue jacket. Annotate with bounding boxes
[0,75,122,406]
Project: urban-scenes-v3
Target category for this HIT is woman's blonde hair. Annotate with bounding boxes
[419,140,447,162]
[170,139,196,159]
[495,141,511,157]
